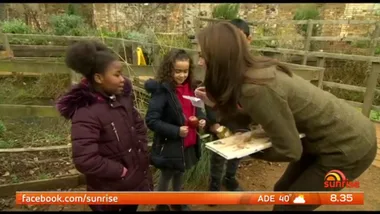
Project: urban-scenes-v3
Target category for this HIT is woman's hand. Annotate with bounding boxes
[194,87,215,107]
[199,119,206,129]
[210,123,221,134]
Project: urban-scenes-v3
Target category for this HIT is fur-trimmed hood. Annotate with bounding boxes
[56,78,132,119]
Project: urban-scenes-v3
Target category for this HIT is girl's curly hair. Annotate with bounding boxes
[155,49,194,87]
[65,40,117,82]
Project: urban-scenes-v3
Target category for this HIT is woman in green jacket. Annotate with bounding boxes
[194,22,377,211]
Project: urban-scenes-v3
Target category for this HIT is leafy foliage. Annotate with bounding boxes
[66,4,80,16]
[212,4,240,20]
[0,19,32,34]
[293,4,321,36]
[0,120,6,137]
[48,14,90,36]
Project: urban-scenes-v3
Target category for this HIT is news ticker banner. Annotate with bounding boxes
[15,191,363,205]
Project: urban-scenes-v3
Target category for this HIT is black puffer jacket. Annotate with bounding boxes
[144,79,206,172]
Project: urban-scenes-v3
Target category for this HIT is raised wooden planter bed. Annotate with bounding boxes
[0,174,85,197]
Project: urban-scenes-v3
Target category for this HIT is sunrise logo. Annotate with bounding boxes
[323,170,360,188]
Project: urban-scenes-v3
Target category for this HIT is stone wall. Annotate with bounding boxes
[92,3,213,34]
[3,3,380,39]
[93,3,172,32]
[340,3,380,37]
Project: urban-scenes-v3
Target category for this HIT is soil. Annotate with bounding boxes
[0,150,76,184]
[2,158,380,211]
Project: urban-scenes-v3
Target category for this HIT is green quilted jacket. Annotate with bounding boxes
[239,65,377,167]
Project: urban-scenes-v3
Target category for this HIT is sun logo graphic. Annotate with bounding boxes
[323,170,360,188]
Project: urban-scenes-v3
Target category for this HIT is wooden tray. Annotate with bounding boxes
[205,131,305,160]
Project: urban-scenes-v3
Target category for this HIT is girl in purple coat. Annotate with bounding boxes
[56,40,153,212]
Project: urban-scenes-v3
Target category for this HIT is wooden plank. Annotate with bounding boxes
[6,33,198,54]
[0,59,158,76]
[254,36,304,41]
[10,44,67,51]
[0,174,85,197]
[316,57,326,88]
[0,104,59,118]
[253,47,380,62]
[362,63,380,117]
[0,145,71,153]
[281,62,323,81]
[0,134,212,153]
[323,81,380,95]
[198,16,379,26]
[0,58,69,74]
[310,19,378,25]
[0,71,42,77]
[247,36,376,42]
[10,45,67,57]
[310,36,375,42]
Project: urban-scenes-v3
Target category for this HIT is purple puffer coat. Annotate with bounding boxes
[56,78,153,210]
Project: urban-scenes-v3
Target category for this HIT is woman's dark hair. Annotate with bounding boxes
[197,21,292,116]
[65,40,118,82]
[155,49,194,87]
[230,18,250,38]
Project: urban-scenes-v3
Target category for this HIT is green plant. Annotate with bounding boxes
[212,4,240,20]
[0,19,31,34]
[352,41,370,49]
[293,4,321,36]
[125,30,156,60]
[152,138,212,190]
[0,120,6,136]
[48,14,89,36]
[183,139,212,189]
[155,34,192,61]
[126,31,150,43]
[375,46,380,55]
[98,27,124,38]
[67,4,80,16]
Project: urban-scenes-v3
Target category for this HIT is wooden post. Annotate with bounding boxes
[193,16,201,35]
[191,39,199,67]
[110,39,120,54]
[152,45,161,67]
[0,30,13,58]
[368,23,380,58]
[364,23,380,81]
[120,40,128,63]
[131,43,138,65]
[316,57,326,89]
[362,62,380,117]
[302,19,313,65]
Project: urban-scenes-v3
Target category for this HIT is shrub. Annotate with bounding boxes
[293,4,321,36]
[48,14,89,36]
[67,4,80,16]
[0,120,6,137]
[212,4,240,20]
[0,19,31,34]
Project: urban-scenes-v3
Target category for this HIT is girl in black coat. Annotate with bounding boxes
[144,49,207,211]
